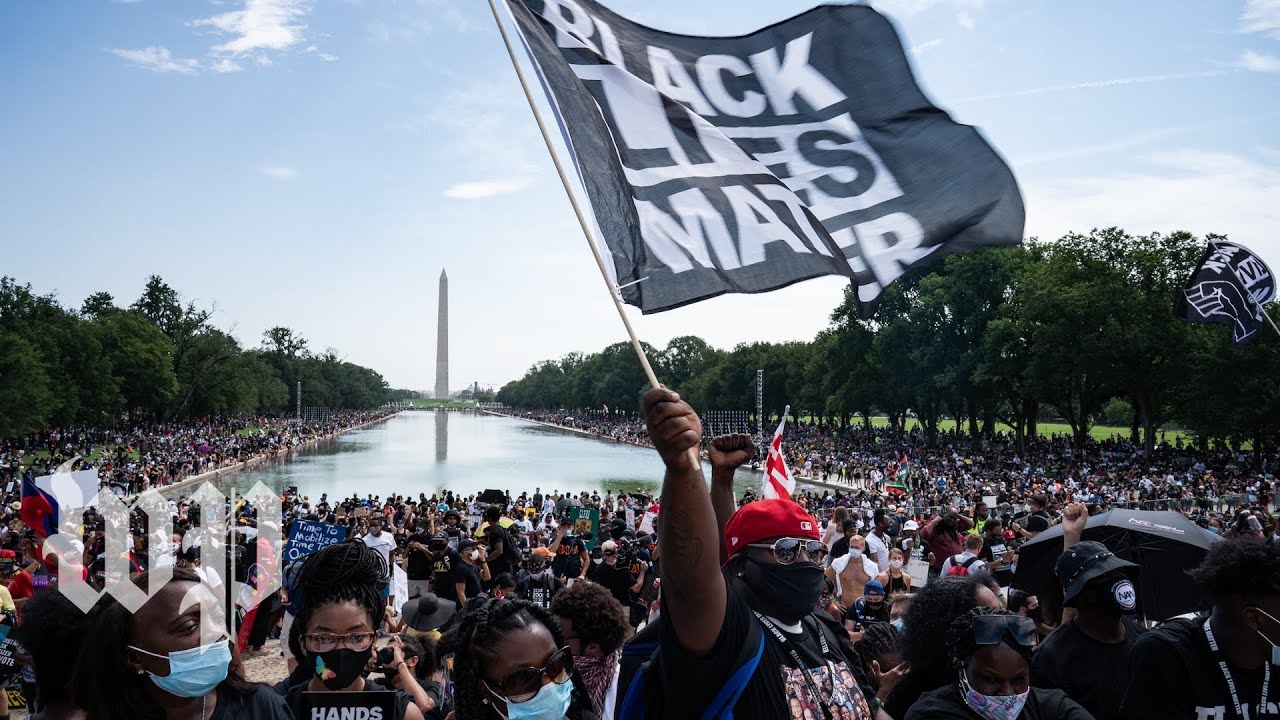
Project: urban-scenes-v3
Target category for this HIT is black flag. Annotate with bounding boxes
[504,0,1024,317]
[1175,241,1276,344]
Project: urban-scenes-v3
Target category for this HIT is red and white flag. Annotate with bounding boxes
[762,406,795,500]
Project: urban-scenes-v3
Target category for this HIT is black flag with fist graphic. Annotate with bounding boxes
[1175,240,1276,345]
[504,0,1024,316]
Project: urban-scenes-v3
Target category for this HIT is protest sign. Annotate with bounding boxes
[285,520,346,563]
[639,510,657,536]
[571,506,601,550]
[299,690,396,720]
[393,565,409,615]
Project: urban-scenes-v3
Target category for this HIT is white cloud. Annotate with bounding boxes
[259,166,299,180]
[110,0,144,4]
[911,38,944,56]
[303,45,338,61]
[1025,150,1280,267]
[211,58,244,73]
[1239,0,1280,38]
[193,0,310,55]
[1238,50,1280,72]
[957,12,975,30]
[443,177,534,199]
[107,46,200,74]
[872,0,983,17]
[1013,127,1190,168]
[955,70,1231,103]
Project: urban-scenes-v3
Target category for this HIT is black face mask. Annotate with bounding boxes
[743,558,825,623]
[312,647,372,690]
[1089,578,1138,616]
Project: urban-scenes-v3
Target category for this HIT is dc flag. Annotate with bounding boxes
[504,0,1024,317]
[763,411,794,501]
[1175,240,1276,345]
[20,475,58,538]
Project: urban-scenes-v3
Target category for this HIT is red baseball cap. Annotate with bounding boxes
[724,499,821,558]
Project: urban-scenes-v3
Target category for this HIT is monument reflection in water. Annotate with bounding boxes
[222,411,759,501]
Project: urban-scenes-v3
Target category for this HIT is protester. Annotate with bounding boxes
[904,607,1094,719]
[939,535,988,578]
[73,568,291,720]
[922,511,972,580]
[854,580,891,625]
[452,539,489,606]
[1030,505,1140,720]
[876,548,913,594]
[549,521,590,586]
[551,581,630,718]
[18,589,89,720]
[635,391,877,719]
[884,575,1003,719]
[283,542,425,720]
[443,596,597,720]
[515,547,561,609]
[1119,537,1280,718]
[586,540,646,627]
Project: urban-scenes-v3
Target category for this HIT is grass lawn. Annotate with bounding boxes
[235,426,262,436]
[26,446,140,463]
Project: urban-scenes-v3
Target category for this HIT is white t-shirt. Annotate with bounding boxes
[363,532,394,566]
[939,551,987,577]
[864,532,891,573]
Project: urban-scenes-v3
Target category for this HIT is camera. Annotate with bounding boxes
[376,647,396,667]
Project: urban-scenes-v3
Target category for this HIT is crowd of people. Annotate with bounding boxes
[0,397,1276,719]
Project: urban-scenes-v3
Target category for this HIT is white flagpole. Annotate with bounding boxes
[1207,239,1280,339]
[485,0,662,391]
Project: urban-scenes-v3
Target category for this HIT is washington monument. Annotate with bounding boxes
[434,269,449,399]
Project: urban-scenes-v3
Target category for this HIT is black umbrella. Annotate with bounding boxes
[1011,509,1221,620]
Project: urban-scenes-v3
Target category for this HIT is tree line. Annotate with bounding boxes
[497,228,1280,455]
[0,275,389,438]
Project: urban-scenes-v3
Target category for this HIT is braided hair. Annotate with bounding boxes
[944,607,1031,679]
[289,541,389,658]
[856,621,901,683]
[442,596,593,720]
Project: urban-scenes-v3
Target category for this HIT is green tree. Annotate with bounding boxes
[0,331,53,437]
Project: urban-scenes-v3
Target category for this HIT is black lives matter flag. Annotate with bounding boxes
[504,0,1024,316]
[1175,241,1276,344]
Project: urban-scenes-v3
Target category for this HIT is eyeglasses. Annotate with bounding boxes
[602,550,616,556]
[745,538,825,565]
[303,631,377,653]
[971,615,1037,648]
[483,646,573,703]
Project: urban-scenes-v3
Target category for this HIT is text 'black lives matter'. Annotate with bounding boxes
[504,0,1025,316]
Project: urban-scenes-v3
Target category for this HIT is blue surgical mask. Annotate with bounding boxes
[891,618,905,632]
[494,676,573,720]
[129,638,231,698]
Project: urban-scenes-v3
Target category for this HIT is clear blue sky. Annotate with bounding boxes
[2,0,1278,392]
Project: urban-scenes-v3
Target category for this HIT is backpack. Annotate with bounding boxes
[617,620,764,720]
[947,554,981,577]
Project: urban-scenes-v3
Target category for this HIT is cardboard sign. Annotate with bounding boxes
[638,510,657,536]
[299,690,396,720]
[285,520,346,562]
[571,506,600,550]
[354,507,371,519]
[392,565,409,615]
[907,559,931,588]
[625,507,636,529]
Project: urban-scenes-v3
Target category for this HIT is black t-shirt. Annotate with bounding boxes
[904,683,1094,720]
[644,580,875,719]
[1119,617,1280,719]
[405,534,433,580]
[429,550,460,596]
[587,561,636,608]
[1030,617,1141,720]
[830,536,851,559]
[450,560,483,602]
[486,526,518,577]
[515,571,560,609]
[852,597,890,625]
[977,535,1014,585]
[211,684,293,720]
[284,680,414,720]
[552,536,587,579]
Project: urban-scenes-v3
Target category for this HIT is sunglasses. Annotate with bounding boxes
[971,615,1037,648]
[602,550,616,556]
[483,646,573,703]
[745,538,824,565]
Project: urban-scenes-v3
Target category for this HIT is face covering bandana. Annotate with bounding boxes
[744,558,825,622]
[129,638,231,698]
[960,670,1030,720]
[494,676,574,720]
[1256,608,1280,666]
[314,647,372,690]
